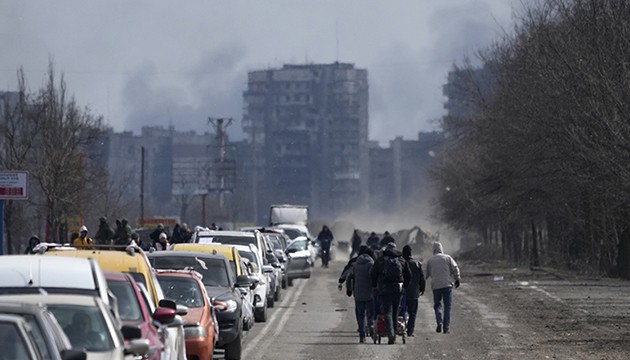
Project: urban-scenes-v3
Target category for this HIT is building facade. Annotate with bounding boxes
[242,62,370,224]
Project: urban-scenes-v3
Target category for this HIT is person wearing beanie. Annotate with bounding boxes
[425,241,461,334]
[401,245,426,337]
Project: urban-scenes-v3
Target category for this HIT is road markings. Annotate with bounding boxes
[241,278,309,359]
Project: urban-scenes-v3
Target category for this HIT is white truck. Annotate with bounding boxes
[269,204,312,241]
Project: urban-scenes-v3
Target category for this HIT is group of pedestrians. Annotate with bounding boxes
[340,231,461,344]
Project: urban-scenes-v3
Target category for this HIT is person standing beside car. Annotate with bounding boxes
[425,241,460,334]
[402,245,425,337]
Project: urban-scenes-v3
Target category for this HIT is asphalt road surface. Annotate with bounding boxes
[226,254,630,360]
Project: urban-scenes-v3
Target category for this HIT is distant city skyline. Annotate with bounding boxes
[1,1,528,143]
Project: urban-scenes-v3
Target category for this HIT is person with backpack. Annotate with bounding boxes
[370,242,410,344]
[345,245,375,343]
[379,231,396,249]
[402,245,425,337]
[425,241,461,334]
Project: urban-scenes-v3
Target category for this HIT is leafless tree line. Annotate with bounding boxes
[432,0,630,278]
[0,62,114,251]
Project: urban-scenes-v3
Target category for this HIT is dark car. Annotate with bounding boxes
[147,251,251,360]
[284,237,314,286]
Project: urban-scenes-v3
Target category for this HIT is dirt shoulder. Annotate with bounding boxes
[459,260,630,359]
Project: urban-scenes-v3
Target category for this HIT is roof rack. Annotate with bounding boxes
[33,243,144,256]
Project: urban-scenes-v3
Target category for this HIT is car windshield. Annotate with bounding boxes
[106,280,143,322]
[126,272,147,288]
[157,276,204,308]
[288,240,308,251]
[280,228,302,240]
[47,304,114,352]
[238,250,259,267]
[150,256,231,288]
[267,236,283,250]
[0,321,30,359]
[19,314,52,360]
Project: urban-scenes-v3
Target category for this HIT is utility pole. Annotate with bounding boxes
[208,117,234,222]
[140,146,145,227]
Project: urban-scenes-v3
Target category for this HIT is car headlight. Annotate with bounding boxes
[184,325,207,339]
[213,299,238,312]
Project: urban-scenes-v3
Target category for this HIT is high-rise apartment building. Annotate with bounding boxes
[242,63,369,223]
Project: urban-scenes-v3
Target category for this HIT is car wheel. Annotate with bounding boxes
[282,276,287,289]
[254,305,267,322]
[224,331,242,360]
[267,295,275,308]
[287,276,294,287]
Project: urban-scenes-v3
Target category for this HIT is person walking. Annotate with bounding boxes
[346,245,375,343]
[379,231,396,249]
[402,245,425,337]
[425,241,461,334]
[366,232,380,250]
[370,243,411,344]
[73,226,93,247]
[350,230,362,259]
[316,225,334,268]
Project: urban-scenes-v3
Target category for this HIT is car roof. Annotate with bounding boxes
[0,255,100,290]
[103,270,131,282]
[172,243,237,260]
[196,230,255,237]
[147,250,226,261]
[42,247,151,274]
[155,269,203,280]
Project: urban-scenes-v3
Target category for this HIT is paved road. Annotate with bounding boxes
[221,254,630,360]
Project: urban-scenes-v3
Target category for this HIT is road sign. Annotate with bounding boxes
[0,171,28,200]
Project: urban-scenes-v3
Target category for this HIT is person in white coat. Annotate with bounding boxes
[425,241,460,334]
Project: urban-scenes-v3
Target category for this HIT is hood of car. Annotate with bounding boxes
[183,306,206,324]
[204,286,234,301]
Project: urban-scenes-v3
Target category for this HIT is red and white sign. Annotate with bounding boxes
[0,171,28,200]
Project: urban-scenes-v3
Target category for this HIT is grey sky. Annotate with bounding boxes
[1,1,523,143]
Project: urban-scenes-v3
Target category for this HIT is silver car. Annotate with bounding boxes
[0,294,149,360]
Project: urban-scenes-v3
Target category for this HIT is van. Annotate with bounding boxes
[39,245,164,305]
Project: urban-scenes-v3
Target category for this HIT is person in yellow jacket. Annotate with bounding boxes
[73,225,94,247]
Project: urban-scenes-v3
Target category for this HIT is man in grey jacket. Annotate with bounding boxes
[425,241,461,334]
[346,245,374,343]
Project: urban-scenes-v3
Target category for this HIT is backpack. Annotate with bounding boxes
[381,255,403,282]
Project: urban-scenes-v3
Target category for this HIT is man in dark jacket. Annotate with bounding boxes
[379,231,396,249]
[94,216,114,245]
[370,243,411,344]
[350,230,362,259]
[316,225,334,268]
[346,245,374,343]
[366,232,380,250]
[402,245,425,337]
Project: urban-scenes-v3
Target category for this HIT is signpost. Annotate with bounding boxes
[0,171,29,255]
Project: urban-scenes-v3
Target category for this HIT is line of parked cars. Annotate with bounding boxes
[0,226,316,360]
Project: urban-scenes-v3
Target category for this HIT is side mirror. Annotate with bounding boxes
[176,304,188,316]
[153,307,176,324]
[236,274,253,288]
[124,339,150,357]
[60,349,87,360]
[158,299,177,310]
[248,275,260,290]
[121,325,142,340]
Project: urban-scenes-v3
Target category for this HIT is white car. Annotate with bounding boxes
[0,255,114,308]
[233,244,270,323]
[0,294,149,360]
